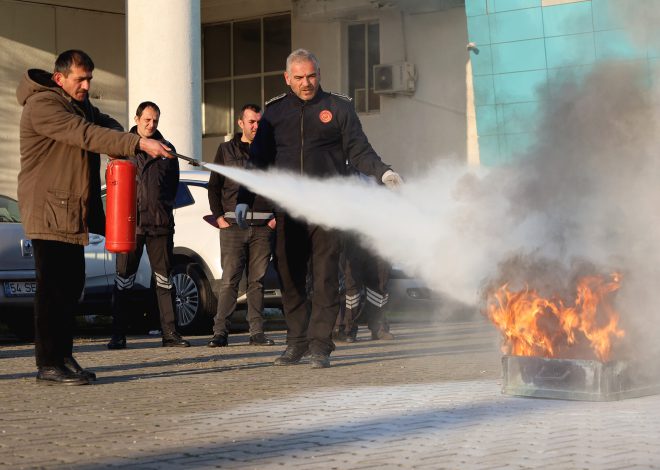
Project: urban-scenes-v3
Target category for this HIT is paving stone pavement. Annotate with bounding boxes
[1,319,660,469]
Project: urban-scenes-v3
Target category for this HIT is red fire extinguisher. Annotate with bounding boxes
[105,159,137,253]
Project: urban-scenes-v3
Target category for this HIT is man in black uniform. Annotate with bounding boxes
[337,237,395,342]
[236,49,402,368]
[107,101,190,349]
[207,104,276,347]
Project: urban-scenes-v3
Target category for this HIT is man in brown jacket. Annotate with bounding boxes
[16,49,172,385]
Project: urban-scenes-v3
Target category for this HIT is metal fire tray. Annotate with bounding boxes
[502,355,660,401]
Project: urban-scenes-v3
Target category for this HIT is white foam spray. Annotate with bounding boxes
[205,161,546,306]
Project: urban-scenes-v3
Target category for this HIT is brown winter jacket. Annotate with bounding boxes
[16,69,141,245]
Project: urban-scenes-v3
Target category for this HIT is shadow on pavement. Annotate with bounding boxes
[0,329,496,382]
[67,387,569,470]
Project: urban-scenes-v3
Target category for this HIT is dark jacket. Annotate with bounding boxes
[208,133,274,225]
[16,69,140,245]
[238,88,390,206]
[250,88,390,176]
[129,126,179,235]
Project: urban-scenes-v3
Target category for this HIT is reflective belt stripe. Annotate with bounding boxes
[366,287,389,308]
[115,273,136,291]
[154,272,172,289]
[223,211,273,220]
[345,293,361,309]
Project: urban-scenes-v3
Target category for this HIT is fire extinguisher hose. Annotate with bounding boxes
[171,152,207,168]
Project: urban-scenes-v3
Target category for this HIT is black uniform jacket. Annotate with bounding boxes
[129,126,179,236]
[207,133,274,224]
[238,88,390,206]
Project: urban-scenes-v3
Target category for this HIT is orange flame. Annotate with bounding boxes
[486,273,625,361]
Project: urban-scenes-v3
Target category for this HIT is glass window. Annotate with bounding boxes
[204,81,231,136]
[234,77,260,124]
[0,195,20,223]
[264,74,288,102]
[348,22,380,114]
[233,20,260,76]
[202,14,291,136]
[368,23,380,112]
[264,15,291,72]
[203,23,230,79]
[174,183,194,209]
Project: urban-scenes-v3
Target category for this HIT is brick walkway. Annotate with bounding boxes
[1,319,659,469]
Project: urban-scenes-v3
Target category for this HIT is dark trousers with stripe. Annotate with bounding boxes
[112,233,176,335]
[212,224,273,336]
[33,239,85,367]
[275,213,341,355]
[337,238,391,334]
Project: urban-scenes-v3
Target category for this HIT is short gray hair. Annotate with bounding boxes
[286,49,320,74]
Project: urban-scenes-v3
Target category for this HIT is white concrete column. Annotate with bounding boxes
[126,0,202,163]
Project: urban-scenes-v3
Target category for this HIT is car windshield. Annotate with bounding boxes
[0,195,21,223]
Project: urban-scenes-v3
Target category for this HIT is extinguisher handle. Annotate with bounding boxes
[171,152,203,167]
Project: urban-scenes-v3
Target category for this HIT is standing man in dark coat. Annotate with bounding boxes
[17,50,173,385]
[207,104,276,348]
[236,49,403,368]
[107,101,190,349]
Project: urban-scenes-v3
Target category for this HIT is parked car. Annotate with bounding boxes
[0,195,35,339]
[0,193,153,340]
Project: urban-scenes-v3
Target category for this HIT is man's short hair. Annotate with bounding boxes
[239,104,261,120]
[135,101,161,117]
[54,50,95,76]
[286,49,320,74]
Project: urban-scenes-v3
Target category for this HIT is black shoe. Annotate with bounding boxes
[249,333,275,346]
[371,328,395,340]
[63,356,97,381]
[273,345,308,366]
[208,334,228,347]
[309,353,331,369]
[36,366,89,386]
[162,332,190,347]
[345,327,358,343]
[107,334,126,350]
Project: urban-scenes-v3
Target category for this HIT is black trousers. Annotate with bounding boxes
[112,233,176,335]
[337,237,391,334]
[212,224,273,335]
[33,239,85,367]
[275,213,341,355]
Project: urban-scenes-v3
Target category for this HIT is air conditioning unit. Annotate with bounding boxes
[373,62,416,94]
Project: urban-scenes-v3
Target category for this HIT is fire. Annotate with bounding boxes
[486,273,625,361]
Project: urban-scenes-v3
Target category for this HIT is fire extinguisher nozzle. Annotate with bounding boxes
[171,152,204,167]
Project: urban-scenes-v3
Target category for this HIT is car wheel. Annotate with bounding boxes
[171,262,214,333]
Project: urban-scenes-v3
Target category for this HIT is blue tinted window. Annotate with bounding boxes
[174,183,194,208]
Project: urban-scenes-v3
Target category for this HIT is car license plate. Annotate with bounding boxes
[3,281,37,297]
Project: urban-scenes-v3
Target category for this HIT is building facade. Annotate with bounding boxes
[466,0,660,165]
[0,0,471,198]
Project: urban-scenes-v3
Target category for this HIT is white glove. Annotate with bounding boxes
[381,170,403,189]
[235,203,249,229]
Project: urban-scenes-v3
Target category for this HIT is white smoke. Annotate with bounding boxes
[206,161,549,306]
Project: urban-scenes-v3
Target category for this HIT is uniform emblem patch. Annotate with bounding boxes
[319,110,333,123]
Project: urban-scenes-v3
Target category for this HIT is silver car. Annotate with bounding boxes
[0,194,153,340]
[0,195,35,339]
